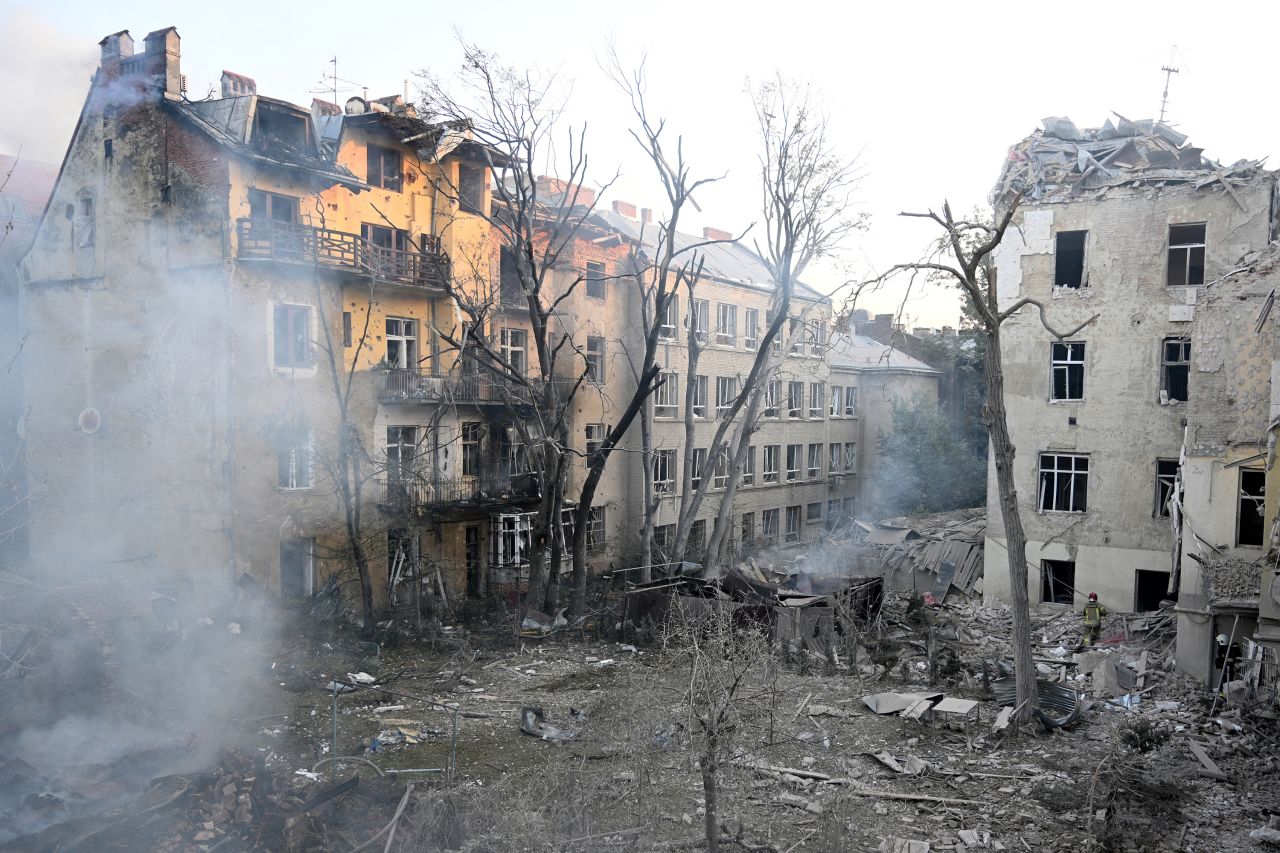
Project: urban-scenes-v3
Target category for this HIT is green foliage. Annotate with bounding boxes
[876,393,986,516]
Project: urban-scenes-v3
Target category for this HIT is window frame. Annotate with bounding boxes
[1155,458,1179,519]
[844,442,857,473]
[844,387,857,417]
[1053,229,1088,289]
[715,303,737,346]
[806,501,823,524]
[691,448,707,492]
[829,442,842,474]
[658,294,679,340]
[385,316,418,370]
[715,376,738,417]
[1238,468,1266,547]
[742,446,756,487]
[585,335,605,383]
[764,379,781,418]
[586,506,607,552]
[809,382,824,419]
[273,303,312,368]
[585,423,606,461]
[585,261,606,299]
[806,443,821,480]
[785,505,802,542]
[762,508,780,542]
[366,143,403,192]
[787,381,804,419]
[1050,341,1085,402]
[744,308,759,350]
[830,386,842,418]
[1038,452,1089,514]
[692,375,709,419]
[277,430,314,490]
[763,445,780,484]
[1167,222,1206,287]
[690,298,710,345]
[653,449,676,493]
[461,422,484,478]
[655,372,679,418]
[1161,337,1190,403]
[500,327,528,375]
[458,164,485,215]
[786,444,802,482]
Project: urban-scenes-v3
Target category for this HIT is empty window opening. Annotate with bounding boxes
[806,501,823,523]
[1054,230,1087,288]
[1135,569,1172,612]
[1050,341,1085,401]
[1238,468,1266,547]
[367,144,403,191]
[1155,459,1179,518]
[1167,223,1206,287]
[280,538,315,598]
[688,519,707,558]
[1161,337,1190,403]
[585,261,606,299]
[342,311,353,347]
[741,512,755,545]
[1038,453,1088,513]
[653,523,675,561]
[1040,559,1075,605]
[273,304,312,368]
[499,246,524,303]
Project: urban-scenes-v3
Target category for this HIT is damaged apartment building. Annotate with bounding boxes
[984,113,1279,684]
[17,26,932,608]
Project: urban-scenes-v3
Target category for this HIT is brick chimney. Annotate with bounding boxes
[703,226,732,241]
[612,199,637,219]
[535,176,596,208]
[143,27,182,99]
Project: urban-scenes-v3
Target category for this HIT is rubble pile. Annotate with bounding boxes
[848,509,986,597]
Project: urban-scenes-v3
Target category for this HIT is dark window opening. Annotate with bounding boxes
[361,223,410,251]
[280,538,314,598]
[1041,559,1075,605]
[465,525,482,597]
[342,311,353,347]
[367,144,403,192]
[585,261,606,298]
[1238,469,1265,547]
[1054,230,1087,288]
[103,138,113,159]
[1161,337,1190,403]
[255,108,307,153]
[500,246,524,304]
[249,189,299,224]
[459,165,485,215]
[1167,223,1206,287]
[585,336,604,382]
[1155,458,1179,518]
[1050,341,1085,401]
[1135,569,1172,612]
[273,304,312,368]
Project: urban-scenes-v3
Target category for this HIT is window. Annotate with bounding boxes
[767,309,783,353]
[366,144,402,191]
[248,188,298,223]
[1050,342,1085,401]
[789,318,804,355]
[653,449,676,493]
[585,261,606,299]
[280,538,315,598]
[658,294,679,340]
[844,387,857,417]
[655,372,679,418]
[691,448,707,492]
[763,446,779,484]
[762,508,780,542]
[494,513,533,567]
[462,422,483,477]
[385,426,417,504]
[386,317,418,369]
[277,430,313,490]
[362,223,411,255]
[811,322,827,354]
[500,328,528,375]
[342,311,353,347]
[716,376,738,417]
[742,446,756,486]
[586,336,605,383]
[744,309,759,350]
[1041,560,1075,605]
[560,508,575,552]
[499,246,524,304]
[1155,459,1179,518]
[586,506,606,551]
[465,525,482,597]
[830,386,842,417]
[692,375,709,418]
[788,381,804,418]
[1161,338,1190,403]
[713,450,729,489]
[459,164,485,215]
[690,299,710,344]
[653,524,675,560]
[809,383,824,418]
[807,444,821,479]
[499,426,530,476]
[785,506,802,542]
[1167,223,1206,287]
[806,501,823,523]
[825,500,841,531]
[1238,469,1266,547]
[741,512,755,545]
[273,304,311,368]
[829,442,842,474]
[1054,230,1087,288]
[688,519,707,557]
[585,423,606,460]
[842,497,856,519]
[764,380,781,418]
[844,442,857,473]
[716,303,737,346]
[786,444,801,481]
[1038,453,1089,513]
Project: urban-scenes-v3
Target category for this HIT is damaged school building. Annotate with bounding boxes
[13,28,938,611]
[985,114,1280,686]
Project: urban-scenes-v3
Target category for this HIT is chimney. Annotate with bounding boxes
[640,208,652,224]
[143,27,181,99]
[98,30,134,69]
[221,70,257,98]
[536,176,596,209]
[703,226,733,241]
[612,199,637,219]
[941,325,956,337]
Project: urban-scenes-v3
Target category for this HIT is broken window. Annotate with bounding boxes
[280,538,315,598]
[807,502,822,523]
[763,445,779,484]
[273,304,312,368]
[585,423,606,461]
[585,336,605,383]
[830,386,842,417]
[500,328,528,375]
[762,508,780,542]
[653,523,675,561]
[829,442,841,474]
[788,381,804,418]
[367,144,402,191]
[1238,468,1266,547]
[842,497,856,519]
[715,376,737,417]
[248,188,298,223]
[716,303,737,346]
[1038,453,1089,513]
[586,506,606,552]
[385,427,418,490]
[654,372,679,418]
[658,294,679,340]
[810,322,827,354]
[845,388,857,417]
[742,446,756,486]
[692,375,709,418]
[786,444,802,482]
[844,442,857,473]
[1167,223,1206,287]
[744,309,759,350]
[362,222,410,252]
[277,429,313,490]
[764,379,780,418]
[385,317,418,369]
[690,298,710,344]
[825,500,841,531]
[1054,230,1087,288]
[785,506,802,543]
[461,422,483,477]
[1050,341,1085,401]
[1155,458,1179,518]
[1161,337,1190,403]
[459,164,485,215]
[688,519,707,558]
[766,309,783,353]
[691,448,707,492]
[585,261,606,299]
[653,449,676,493]
[255,106,307,153]
[1040,559,1075,605]
[809,383,824,418]
[493,512,533,567]
[741,512,755,545]
[807,444,821,479]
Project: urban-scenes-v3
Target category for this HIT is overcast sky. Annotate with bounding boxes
[3,0,1277,326]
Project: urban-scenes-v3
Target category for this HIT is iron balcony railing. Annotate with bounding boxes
[384,471,540,512]
[380,368,578,407]
[236,218,449,289]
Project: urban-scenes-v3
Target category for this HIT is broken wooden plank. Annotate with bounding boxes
[901,697,935,720]
[1186,739,1228,781]
[991,706,1014,732]
[820,780,982,806]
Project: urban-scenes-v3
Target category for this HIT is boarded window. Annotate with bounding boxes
[1238,469,1266,546]
[1161,337,1190,403]
[1054,230,1087,288]
[1051,341,1085,401]
[1167,223,1206,287]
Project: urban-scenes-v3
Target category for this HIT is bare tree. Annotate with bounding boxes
[868,200,1097,723]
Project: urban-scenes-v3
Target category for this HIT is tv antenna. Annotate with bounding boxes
[308,56,367,106]
[1158,47,1181,124]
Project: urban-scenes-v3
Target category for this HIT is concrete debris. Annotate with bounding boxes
[519,706,578,741]
[1250,826,1280,846]
[879,838,930,853]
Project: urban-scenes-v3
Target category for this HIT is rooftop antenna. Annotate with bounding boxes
[308,56,366,106]
[1158,48,1180,125]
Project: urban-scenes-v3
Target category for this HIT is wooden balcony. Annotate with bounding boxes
[236,218,449,290]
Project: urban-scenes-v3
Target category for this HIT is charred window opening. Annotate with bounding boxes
[1041,559,1075,605]
[249,189,298,223]
[1238,469,1265,547]
[499,247,523,303]
[255,107,307,154]
[1050,341,1085,401]
[654,372,678,418]
[1038,453,1088,513]
[585,261,606,299]
[1155,458,1179,518]
[1161,337,1190,403]
[465,525,482,598]
[585,336,604,382]
[1167,223,1206,287]
[1054,230,1087,288]
[103,138,113,160]
[461,422,483,477]
[273,304,312,368]
[366,144,402,192]
[459,165,485,214]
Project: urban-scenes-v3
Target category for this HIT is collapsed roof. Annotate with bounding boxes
[990,114,1269,207]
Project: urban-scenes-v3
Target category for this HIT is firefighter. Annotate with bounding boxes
[1082,592,1107,647]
